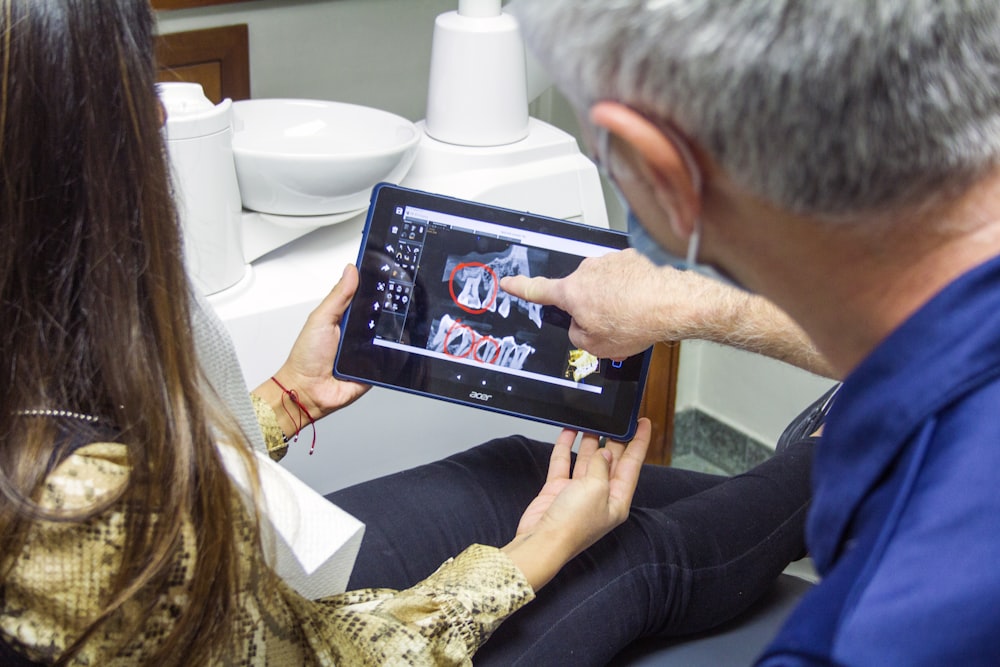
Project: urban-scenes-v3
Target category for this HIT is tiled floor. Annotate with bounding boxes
[670,452,730,476]
[673,409,773,475]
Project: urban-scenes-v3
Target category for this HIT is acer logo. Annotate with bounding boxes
[469,391,493,402]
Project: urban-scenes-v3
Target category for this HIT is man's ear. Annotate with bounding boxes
[590,101,701,239]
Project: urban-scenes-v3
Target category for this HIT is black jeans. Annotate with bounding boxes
[328,435,812,666]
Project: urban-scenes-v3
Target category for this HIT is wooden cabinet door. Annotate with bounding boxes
[639,342,680,465]
[156,24,250,104]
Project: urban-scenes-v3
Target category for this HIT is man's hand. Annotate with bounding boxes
[501,249,709,359]
[499,248,839,376]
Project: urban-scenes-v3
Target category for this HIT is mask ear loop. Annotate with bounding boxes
[685,221,702,267]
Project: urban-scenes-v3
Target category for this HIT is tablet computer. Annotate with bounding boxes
[334,183,652,440]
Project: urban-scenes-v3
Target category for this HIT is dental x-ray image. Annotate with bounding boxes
[335,184,649,440]
[416,232,594,383]
[426,313,536,369]
[442,245,543,327]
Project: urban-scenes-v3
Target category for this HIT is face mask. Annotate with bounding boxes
[626,209,689,268]
[628,207,744,288]
[601,136,744,289]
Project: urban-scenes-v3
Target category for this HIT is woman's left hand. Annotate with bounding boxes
[254,264,370,435]
[502,418,651,591]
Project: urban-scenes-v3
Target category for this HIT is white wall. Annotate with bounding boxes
[677,341,837,449]
[157,0,456,121]
[159,0,834,454]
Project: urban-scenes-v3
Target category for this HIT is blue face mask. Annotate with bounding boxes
[594,123,744,289]
[625,207,744,290]
[626,210,687,268]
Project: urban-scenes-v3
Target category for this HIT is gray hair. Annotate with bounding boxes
[510,0,1000,218]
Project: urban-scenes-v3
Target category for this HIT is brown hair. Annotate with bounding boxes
[0,0,253,662]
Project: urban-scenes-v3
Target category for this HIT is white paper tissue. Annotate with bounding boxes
[218,444,365,600]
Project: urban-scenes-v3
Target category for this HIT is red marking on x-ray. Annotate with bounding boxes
[442,318,502,364]
[449,262,498,315]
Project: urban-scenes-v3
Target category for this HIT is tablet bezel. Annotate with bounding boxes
[334,183,651,440]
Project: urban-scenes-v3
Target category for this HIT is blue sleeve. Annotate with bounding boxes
[763,389,1000,666]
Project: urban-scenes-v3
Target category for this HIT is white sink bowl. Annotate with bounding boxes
[231,99,420,216]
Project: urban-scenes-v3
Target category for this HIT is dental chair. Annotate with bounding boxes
[610,571,813,666]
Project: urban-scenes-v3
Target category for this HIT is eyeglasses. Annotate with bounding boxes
[585,114,702,196]
[589,124,635,188]
[584,113,707,272]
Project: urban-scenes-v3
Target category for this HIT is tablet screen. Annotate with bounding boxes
[334,183,651,440]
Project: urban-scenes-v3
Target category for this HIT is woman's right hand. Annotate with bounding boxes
[253,264,371,437]
[501,418,651,591]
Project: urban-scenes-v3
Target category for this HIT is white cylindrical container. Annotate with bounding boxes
[424,3,529,147]
[159,82,247,295]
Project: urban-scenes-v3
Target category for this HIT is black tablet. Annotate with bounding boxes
[334,183,652,440]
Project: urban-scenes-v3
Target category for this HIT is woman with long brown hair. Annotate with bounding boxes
[0,0,250,660]
[0,0,655,661]
[0,1,817,665]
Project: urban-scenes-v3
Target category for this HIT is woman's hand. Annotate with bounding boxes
[501,418,651,591]
[253,264,370,437]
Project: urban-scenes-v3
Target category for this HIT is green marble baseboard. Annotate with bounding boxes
[673,408,773,475]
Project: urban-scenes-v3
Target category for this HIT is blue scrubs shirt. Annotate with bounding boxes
[759,254,1000,665]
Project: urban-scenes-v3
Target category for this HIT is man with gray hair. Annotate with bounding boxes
[505,0,1000,664]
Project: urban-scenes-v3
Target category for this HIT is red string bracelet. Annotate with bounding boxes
[271,376,318,455]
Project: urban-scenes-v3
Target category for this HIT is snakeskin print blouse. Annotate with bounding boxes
[0,398,534,665]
